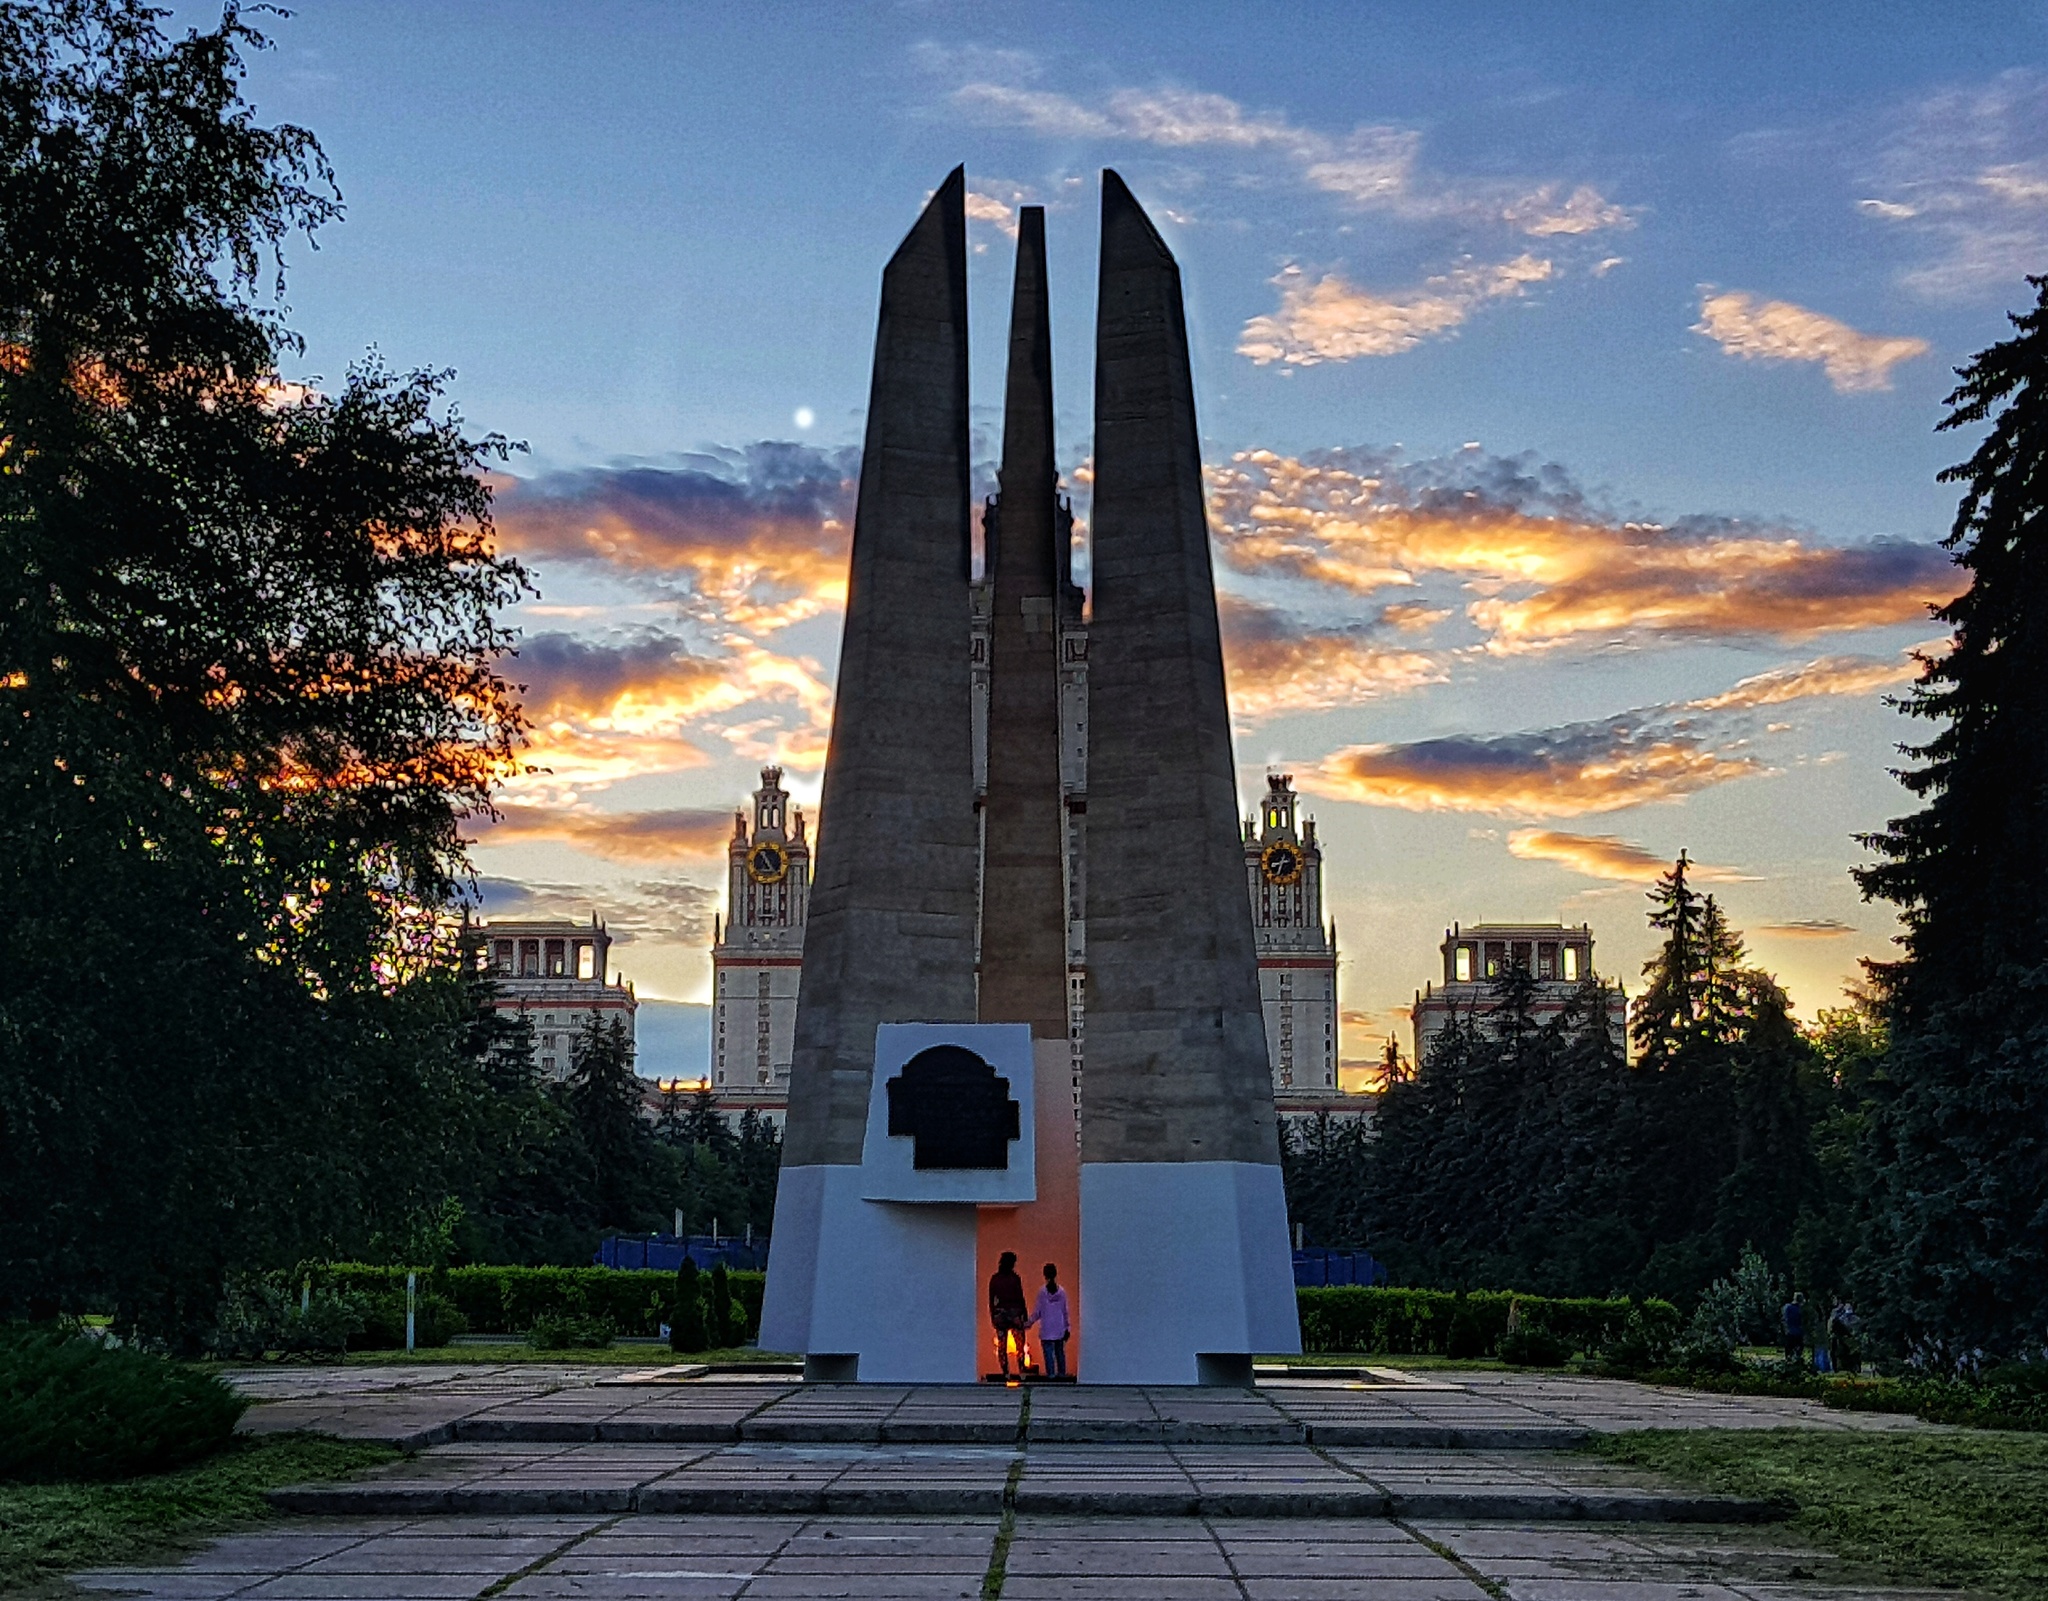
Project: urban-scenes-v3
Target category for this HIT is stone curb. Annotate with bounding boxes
[425,1418,1587,1449]
[265,1481,1781,1524]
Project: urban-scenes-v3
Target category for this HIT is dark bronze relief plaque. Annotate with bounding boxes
[885,1045,1021,1169]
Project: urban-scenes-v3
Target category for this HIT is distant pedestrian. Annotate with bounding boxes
[1828,1300,1860,1375]
[1031,1263,1071,1379]
[989,1251,1028,1377]
[1781,1292,1806,1367]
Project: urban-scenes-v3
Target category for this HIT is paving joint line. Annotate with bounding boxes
[981,1464,1024,1601]
[731,1509,809,1598]
[1394,1519,1508,1600]
[1199,1513,1253,1601]
[476,1511,621,1599]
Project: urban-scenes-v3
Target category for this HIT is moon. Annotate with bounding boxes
[793,406,815,430]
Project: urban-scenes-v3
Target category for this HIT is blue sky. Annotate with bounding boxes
[226,3,2048,1080]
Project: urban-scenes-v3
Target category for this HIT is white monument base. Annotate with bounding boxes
[1077,1160,1301,1384]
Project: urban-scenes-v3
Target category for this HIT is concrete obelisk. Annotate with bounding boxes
[758,170,982,1380]
[976,206,1084,1376]
[1078,170,1302,1384]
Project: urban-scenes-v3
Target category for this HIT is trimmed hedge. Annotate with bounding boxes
[314,1265,764,1343]
[1295,1287,1679,1358]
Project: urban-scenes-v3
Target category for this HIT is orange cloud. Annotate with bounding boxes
[1218,596,1446,721]
[1206,448,1961,649]
[1303,713,1764,817]
[505,630,836,789]
[493,450,854,633]
[469,803,735,864]
[1238,256,1554,364]
[1506,828,1751,883]
[1757,918,1858,939]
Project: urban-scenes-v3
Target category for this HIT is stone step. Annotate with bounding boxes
[438,1416,1588,1449]
[267,1477,1777,1524]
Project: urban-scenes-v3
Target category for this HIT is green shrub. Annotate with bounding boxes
[0,1326,247,1481]
[211,1275,364,1362]
[1294,1286,1675,1358]
[528,1312,615,1350]
[709,1264,739,1348]
[353,1290,467,1351]
[1499,1326,1573,1366]
[670,1259,708,1353]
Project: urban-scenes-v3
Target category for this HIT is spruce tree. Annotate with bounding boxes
[1855,276,2048,1357]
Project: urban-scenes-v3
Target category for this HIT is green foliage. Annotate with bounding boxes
[709,1263,739,1348]
[1497,1326,1573,1367]
[1854,277,2048,1359]
[0,1432,394,1594]
[210,1275,364,1362]
[0,0,534,1348]
[670,1258,709,1353]
[353,1290,467,1351]
[1589,1429,2048,1598]
[1294,1287,1675,1357]
[1280,1112,1373,1246]
[1677,1247,1786,1368]
[527,1312,615,1350]
[1361,861,1829,1308]
[0,1326,246,1481]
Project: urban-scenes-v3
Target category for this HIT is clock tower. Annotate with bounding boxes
[711,766,810,1113]
[1244,772,1340,1096]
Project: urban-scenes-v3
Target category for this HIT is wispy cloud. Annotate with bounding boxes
[1688,651,1919,711]
[1506,828,1750,883]
[1238,257,1553,365]
[1694,291,1930,392]
[1757,918,1858,939]
[946,79,1631,239]
[1206,446,1960,651]
[472,874,719,946]
[1860,69,2048,300]
[469,803,737,864]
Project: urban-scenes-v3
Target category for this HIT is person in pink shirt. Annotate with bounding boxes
[1030,1262,1071,1379]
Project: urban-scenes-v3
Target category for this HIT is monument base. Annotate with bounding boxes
[1077,1160,1301,1384]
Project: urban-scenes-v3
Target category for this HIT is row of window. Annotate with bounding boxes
[1451,941,1586,983]
[493,938,599,980]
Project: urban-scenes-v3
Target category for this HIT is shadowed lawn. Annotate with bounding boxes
[335,1343,792,1366]
[0,1433,394,1598]
[1590,1427,2048,1599]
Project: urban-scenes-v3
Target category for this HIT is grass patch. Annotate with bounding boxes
[0,1432,394,1598]
[1589,1428,2048,1600]
[1258,1351,1511,1372]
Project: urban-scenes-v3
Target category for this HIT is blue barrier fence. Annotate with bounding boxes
[1292,1249,1387,1287]
[594,1234,769,1273]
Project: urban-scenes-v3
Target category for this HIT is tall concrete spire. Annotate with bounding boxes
[779,168,979,1171]
[1078,170,1299,1384]
[978,205,1069,1041]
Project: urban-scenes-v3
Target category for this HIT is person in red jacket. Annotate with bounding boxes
[988,1251,1028,1377]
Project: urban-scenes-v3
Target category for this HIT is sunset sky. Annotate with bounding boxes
[231,4,2048,1082]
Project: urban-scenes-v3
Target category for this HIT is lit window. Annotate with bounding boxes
[576,943,595,980]
[1563,945,1582,981]
[1454,945,1473,982]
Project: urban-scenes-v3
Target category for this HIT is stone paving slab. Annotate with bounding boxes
[73,1513,1986,1600]
[233,1367,1941,1452]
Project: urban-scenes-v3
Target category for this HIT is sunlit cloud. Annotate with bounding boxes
[946,79,1630,238]
[1860,69,2048,300]
[1238,257,1554,365]
[1694,291,1930,393]
[470,803,736,864]
[493,446,854,634]
[1219,595,1447,721]
[1206,446,1960,650]
[1303,712,1766,817]
[1757,918,1859,939]
[1506,828,1751,883]
[1688,651,1918,711]
[506,630,836,789]
[964,177,1030,241]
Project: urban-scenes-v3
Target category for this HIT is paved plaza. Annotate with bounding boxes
[67,1368,1970,1598]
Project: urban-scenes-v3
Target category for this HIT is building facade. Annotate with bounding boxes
[708,767,811,1123]
[481,915,636,1079]
[1410,920,1629,1066]
[1243,774,1342,1103]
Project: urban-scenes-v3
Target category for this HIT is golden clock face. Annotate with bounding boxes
[747,841,789,884]
[1260,840,1304,885]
